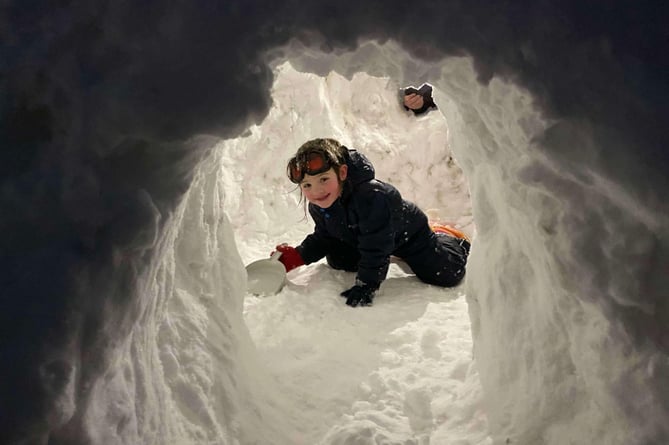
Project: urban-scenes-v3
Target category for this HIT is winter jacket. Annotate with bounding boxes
[296,148,429,286]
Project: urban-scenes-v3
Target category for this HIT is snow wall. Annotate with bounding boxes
[1,2,668,445]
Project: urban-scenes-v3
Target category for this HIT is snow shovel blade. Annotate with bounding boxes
[245,251,286,296]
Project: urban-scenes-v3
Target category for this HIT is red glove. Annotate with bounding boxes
[274,244,305,272]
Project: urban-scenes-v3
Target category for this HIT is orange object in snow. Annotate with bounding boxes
[429,222,470,242]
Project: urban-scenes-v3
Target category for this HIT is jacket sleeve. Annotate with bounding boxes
[295,205,333,265]
[353,185,397,286]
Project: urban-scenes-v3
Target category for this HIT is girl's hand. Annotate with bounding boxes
[340,283,378,307]
[273,244,305,272]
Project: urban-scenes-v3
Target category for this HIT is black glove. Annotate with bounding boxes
[340,282,379,307]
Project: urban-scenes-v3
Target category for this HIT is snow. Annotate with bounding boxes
[78,43,668,445]
[3,7,668,444]
[158,41,668,445]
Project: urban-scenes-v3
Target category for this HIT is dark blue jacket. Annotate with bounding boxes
[296,149,429,286]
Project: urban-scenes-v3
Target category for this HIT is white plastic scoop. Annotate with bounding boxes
[245,251,286,296]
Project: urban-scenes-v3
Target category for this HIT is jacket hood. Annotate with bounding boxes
[343,148,375,186]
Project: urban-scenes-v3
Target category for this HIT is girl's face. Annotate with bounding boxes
[300,165,348,209]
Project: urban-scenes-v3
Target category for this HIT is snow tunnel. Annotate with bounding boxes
[1,2,668,445]
[216,44,481,444]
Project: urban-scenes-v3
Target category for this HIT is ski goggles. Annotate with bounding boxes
[287,152,334,183]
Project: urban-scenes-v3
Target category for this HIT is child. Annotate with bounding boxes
[274,138,470,307]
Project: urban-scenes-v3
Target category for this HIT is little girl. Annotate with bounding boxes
[275,138,470,307]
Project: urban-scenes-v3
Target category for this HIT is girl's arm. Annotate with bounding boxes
[354,186,397,287]
[295,205,333,265]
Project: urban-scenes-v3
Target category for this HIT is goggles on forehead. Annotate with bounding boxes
[288,152,333,183]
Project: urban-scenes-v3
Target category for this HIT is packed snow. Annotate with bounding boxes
[3,11,668,443]
[159,42,668,444]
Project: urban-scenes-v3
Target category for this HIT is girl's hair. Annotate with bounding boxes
[286,138,348,183]
[295,138,347,163]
